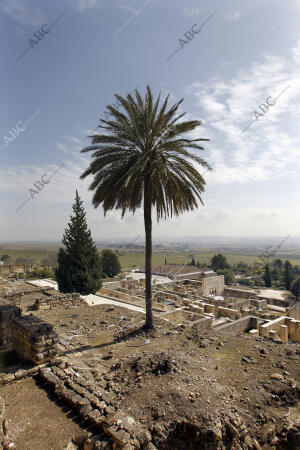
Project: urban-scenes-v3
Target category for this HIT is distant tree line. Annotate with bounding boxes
[262,260,300,298]
[186,253,235,285]
[186,252,300,298]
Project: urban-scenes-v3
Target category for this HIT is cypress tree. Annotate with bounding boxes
[263,264,272,288]
[273,259,283,270]
[283,260,293,290]
[56,191,102,294]
[101,249,121,278]
[291,277,300,300]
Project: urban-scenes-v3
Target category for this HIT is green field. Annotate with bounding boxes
[1,248,300,269]
[0,249,57,264]
[118,252,300,269]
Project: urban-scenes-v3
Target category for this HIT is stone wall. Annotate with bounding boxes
[216,316,258,335]
[202,275,224,296]
[160,309,184,324]
[288,302,300,320]
[217,306,241,321]
[11,314,59,364]
[0,305,21,346]
[0,263,30,275]
[34,292,85,310]
[0,304,59,365]
[224,287,256,299]
[2,286,52,301]
[176,271,208,281]
[258,296,292,308]
[192,316,213,332]
[259,316,300,343]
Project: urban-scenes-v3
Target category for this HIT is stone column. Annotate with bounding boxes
[279,325,288,343]
[259,324,268,337]
[294,321,300,343]
[288,319,297,341]
[205,304,215,314]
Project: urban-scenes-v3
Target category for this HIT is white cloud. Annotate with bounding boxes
[225,11,242,22]
[196,207,233,223]
[292,38,300,66]
[67,136,82,144]
[185,40,300,185]
[76,0,100,12]
[254,211,279,220]
[56,142,69,153]
[116,2,137,15]
[0,0,46,27]
[183,7,202,18]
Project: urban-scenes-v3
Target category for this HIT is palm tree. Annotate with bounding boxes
[80,86,211,328]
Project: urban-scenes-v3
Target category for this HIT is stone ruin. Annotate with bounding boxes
[38,364,152,449]
[0,304,19,346]
[98,276,300,344]
[0,304,58,365]
[34,290,86,310]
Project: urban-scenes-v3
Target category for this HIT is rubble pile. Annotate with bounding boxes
[38,364,152,449]
[34,292,86,310]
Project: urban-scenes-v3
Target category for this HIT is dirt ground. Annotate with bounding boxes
[32,303,300,448]
[0,377,87,449]
[0,298,299,449]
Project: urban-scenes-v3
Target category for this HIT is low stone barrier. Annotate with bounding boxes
[192,316,213,332]
[39,364,152,449]
[34,292,86,310]
[0,364,43,385]
[2,287,52,300]
[216,316,258,335]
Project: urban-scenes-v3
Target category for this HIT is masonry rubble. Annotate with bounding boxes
[38,363,152,449]
[34,292,86,310]
[0,304,59,365]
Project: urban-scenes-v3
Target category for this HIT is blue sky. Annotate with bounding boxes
[0,0,299,241]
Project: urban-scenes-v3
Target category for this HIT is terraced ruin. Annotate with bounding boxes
[0,274,299,449]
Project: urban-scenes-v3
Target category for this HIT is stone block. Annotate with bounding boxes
[279,325,288,343]
[2,374,15,384]
[249,329,259,336]
[14,369,27,380]
[106,428,131,447]
[269,330,278,340]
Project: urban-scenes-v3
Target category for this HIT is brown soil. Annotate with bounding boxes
[0,377,87,449]
[1,298,299,449]
[31,303,300,449]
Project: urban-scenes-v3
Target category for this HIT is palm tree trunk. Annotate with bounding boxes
[144,179,153,329]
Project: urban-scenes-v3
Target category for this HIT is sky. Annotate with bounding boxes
[0,0,299,242]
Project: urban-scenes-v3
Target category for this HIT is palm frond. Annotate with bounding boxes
[80,86,211,219]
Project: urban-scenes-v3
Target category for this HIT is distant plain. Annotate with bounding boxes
[1,244,300,268]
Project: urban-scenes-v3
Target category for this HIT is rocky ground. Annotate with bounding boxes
[0,300,300,449]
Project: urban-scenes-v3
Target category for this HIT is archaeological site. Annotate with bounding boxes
[0,265,299,450]
[4,0,300,447]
